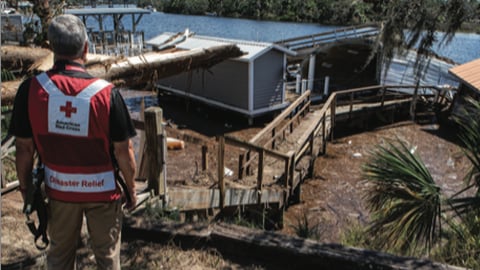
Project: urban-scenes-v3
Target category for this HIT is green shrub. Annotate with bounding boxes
[1,69,16,81]
[290,212,323,240]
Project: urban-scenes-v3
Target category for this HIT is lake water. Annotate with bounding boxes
[86,11,480,64]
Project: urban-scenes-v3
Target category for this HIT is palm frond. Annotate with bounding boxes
[452,97,480,188]
[448,196,480,216]
[363,139,441,253]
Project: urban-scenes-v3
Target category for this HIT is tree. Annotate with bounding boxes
[25,0,65,47]
[370,0,479,120]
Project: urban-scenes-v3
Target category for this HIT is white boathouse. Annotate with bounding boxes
[147,34,297,121]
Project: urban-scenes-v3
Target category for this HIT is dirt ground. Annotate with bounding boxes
[1,91,471,269]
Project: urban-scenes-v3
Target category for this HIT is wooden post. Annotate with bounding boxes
[201,145,208,171]
[135,98,147,180]
[217,136,225,209]
[284,158,290,189]
[246,150,252,176]
[349,92,354,119]
[144,107,166,196]
[309,133,314,155]
[1,169,5,189]
[330,97,336,141]
[257,149,265,204]
[238,153,244,180]
[380,86,386,107]
[283,152,293,205]
[271,128,276,149]
[322,115,327,155]
[289,154,296,197]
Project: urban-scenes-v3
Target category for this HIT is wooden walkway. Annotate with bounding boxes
[146,85,451,215]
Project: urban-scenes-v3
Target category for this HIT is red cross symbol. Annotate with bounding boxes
[60,101,77,118]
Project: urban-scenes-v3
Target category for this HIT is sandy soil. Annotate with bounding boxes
[280,121,470,243]
[1,92,471,269]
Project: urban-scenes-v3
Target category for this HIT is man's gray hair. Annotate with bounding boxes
[48,14,88,58]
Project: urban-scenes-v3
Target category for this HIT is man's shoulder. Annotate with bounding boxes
[16,77,35,95]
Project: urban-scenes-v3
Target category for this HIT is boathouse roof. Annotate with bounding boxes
[381,50,459,88]
[449,58,480,91]
[146,33,296,62]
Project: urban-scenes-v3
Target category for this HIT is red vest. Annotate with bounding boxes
[28,69,121,202]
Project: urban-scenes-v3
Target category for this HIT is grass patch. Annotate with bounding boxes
[290,211,323,240]
[142,199,181,223]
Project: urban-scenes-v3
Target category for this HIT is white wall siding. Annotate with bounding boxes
[253,50,284,110]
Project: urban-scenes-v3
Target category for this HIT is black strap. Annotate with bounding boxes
[24,160,49,250]
[26,214,49,250]
[115,169,132,204]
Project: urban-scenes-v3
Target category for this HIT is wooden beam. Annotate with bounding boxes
[257,149,264,204]
[162,187,285,211]
[224,135,290,161]
[217,136,225,209]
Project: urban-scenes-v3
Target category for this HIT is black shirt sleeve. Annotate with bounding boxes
[109,89,137,142]
[9,78,33,138]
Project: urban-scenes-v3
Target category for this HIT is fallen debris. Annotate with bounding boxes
[167,137,185,150]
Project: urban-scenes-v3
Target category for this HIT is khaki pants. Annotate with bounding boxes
[47,199,122,270]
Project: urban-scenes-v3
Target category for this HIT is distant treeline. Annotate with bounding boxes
[133,0,479,31]
[137,0,383,26]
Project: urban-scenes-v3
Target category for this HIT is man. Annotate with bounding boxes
[10,14,137,269]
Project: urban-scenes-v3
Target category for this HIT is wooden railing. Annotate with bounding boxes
[275,23,380,52]
[214,84,455,208]
[239,90,311,179]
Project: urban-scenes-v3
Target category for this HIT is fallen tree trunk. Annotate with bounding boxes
[1,46,52,72]
[94,44,244,86]
[122,221,466,270]
[1,81,22,106]
[1,44,244,105]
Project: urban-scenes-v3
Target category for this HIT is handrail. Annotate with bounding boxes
[240,90,311,178]
[217,83,455,206]
[275,23,379,52]
[275,23,379,45]
[283,30,379,51]
[250,90,311,144]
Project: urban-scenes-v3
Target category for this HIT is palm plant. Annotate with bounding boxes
[362,97,480,261]
[362,139,441,253]
[448,97,480,214]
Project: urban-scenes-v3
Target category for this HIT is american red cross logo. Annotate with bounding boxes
[60,101,77,118]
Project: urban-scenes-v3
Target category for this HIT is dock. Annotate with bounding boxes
[65,6,150,56]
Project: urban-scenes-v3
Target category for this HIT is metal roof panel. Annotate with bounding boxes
[146,33,280,61]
